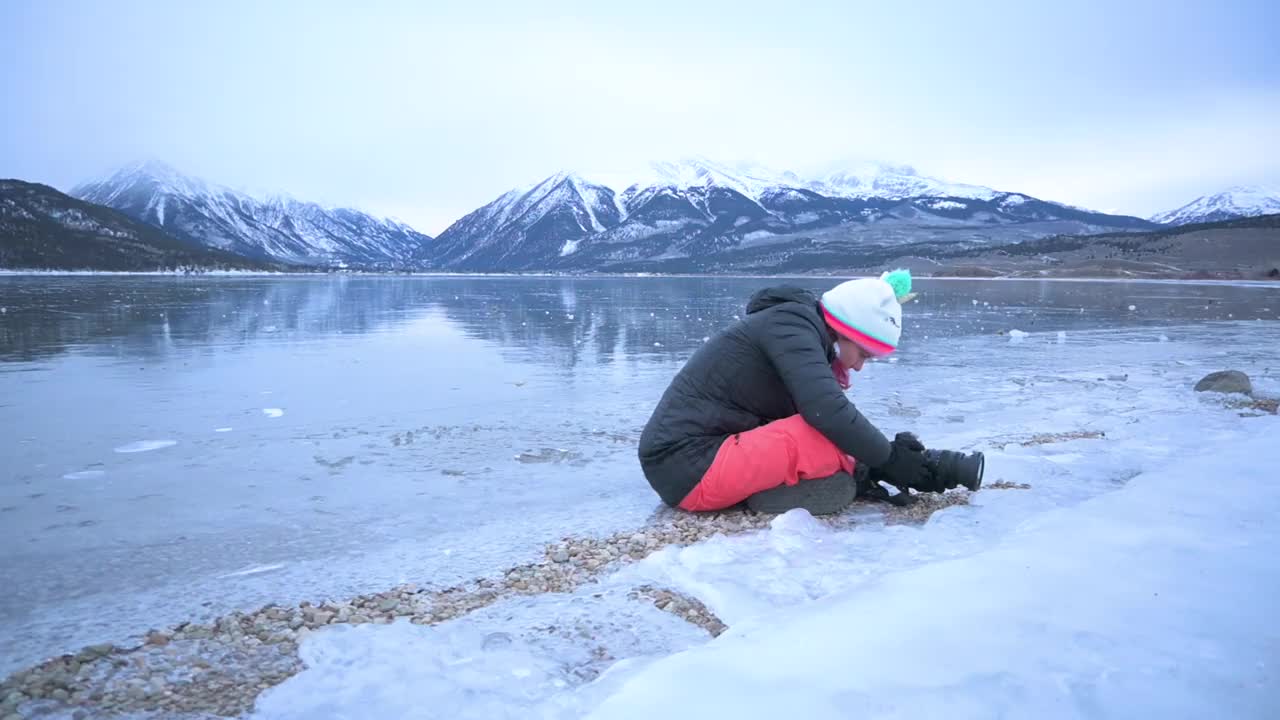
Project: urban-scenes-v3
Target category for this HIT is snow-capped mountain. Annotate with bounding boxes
[72,161,432,267]
[1150,186,1280,226]
[0,180,267,271]
[420,158,1155,272]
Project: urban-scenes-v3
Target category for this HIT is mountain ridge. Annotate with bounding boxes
[419,159,1156,272]
[1149,185,1280,226]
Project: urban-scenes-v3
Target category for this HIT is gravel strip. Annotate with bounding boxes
[986,480,1032,490]
[628,585,727,637]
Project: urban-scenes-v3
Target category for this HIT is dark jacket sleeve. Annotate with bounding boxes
[756,304,893,466]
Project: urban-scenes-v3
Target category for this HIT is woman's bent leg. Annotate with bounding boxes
[678,415,855,512]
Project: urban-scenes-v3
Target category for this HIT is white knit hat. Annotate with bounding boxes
[819,269,913,356]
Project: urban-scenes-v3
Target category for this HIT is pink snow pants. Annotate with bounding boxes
[678,415,855,512]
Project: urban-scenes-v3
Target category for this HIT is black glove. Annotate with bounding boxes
[874,432,931,490]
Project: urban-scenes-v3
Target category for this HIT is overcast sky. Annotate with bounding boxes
[2,0,1277,234]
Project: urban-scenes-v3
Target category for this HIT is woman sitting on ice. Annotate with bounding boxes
[639,270,965,515]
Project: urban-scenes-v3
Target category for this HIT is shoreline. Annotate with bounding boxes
[2,269,1278,287]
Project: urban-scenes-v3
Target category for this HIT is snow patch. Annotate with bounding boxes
[588,418,1280,719]
[263,408,284,418]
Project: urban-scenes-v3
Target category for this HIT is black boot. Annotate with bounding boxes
[746,472,858,515]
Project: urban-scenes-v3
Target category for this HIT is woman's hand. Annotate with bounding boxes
[875,432,930,489]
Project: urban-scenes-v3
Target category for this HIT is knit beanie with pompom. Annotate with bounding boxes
[819,269,913,356]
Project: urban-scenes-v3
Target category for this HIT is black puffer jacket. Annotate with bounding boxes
[638,286,893,507]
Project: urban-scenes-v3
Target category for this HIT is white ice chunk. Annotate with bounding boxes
[62,470,105,480]
[218,563,287,579]
[113,440,178,454]
[263,408,284,418]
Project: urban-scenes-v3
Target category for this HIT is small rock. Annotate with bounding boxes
[1194,370,1252,395]
[145,631,170,646]
[377,598,399,613]
[51,688,70,702]
[550,551,570,563]
[73,711,89,720]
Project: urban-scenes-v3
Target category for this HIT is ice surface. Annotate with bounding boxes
[4,275,1279,691]
[61,470,105,480]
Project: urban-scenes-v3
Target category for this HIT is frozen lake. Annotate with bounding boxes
[2,275,1279,690]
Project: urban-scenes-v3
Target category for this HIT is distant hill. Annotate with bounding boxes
[863,214,1280,280]
[0,180,274,271]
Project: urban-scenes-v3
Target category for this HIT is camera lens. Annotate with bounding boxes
[923,449,985,492]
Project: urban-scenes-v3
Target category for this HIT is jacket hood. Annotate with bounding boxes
[745,286,818,315]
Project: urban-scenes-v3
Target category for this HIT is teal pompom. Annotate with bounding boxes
[882,269,913,300]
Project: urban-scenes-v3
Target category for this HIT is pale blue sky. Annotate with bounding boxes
[2,0,1277,233]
